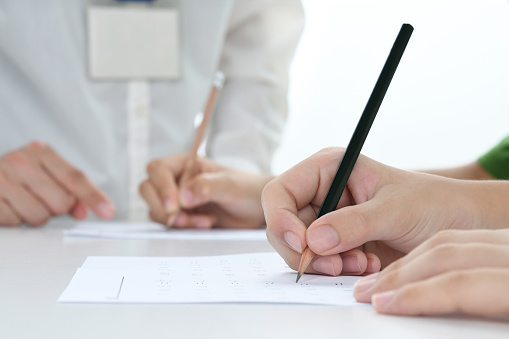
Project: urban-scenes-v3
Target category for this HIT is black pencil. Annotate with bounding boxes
[296,23,414,283]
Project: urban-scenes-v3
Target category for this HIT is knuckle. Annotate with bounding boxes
[195,179,211,198]
[442,271,466,286]
[429,229,459,246]
[429,243,459,260]
[146,159,164,176]
[318,147,344,160]
[319,146,339,155]
[2,152,30,169]
[139,180,150,196]
[384,259,402,273]
[28,140,49,152]
[158,180,174,197]
[27,214,51,227]
[64,168,87,185]
[261,178,276,199]
[378,269,400,288]
[51,196,75,215]
[397,283,424,305]
[82,190,103,205]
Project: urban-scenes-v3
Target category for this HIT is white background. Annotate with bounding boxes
[272,0,509,174]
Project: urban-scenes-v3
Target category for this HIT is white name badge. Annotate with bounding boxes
[87,3,180,80]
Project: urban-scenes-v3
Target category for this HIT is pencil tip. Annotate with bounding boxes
[295,273,301,283]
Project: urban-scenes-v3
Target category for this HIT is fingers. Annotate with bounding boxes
[263,149,342,260]
[263,185,309,265]
[305,198,394,256]
[139,179,167,224]
[0,199,22,226]
[0,142,115,225]
[0,173,52,226]
[178,170,270,209]
[371,268,509,316]
[353,229,509,317]
[172,211,217,229]
[264,147,392,256]
[365,253,382,274]
[143,154,204,226]
[305,249,378,277]
[382,229,509,276]
[143,153,268,229]
[178,172,230,209]
[146,158,181,215]
[141,163,218,229]
[355,242,509,303]
[263,148,389,276]
[1,147,76,216]
[36,143,115,219]
[354,229,509,303]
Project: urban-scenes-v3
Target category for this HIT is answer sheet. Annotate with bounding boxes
[58,252,363,306]
[65,222,268,241]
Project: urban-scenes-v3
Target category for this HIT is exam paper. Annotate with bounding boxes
[58,252,363,306]
[65,222,267,241]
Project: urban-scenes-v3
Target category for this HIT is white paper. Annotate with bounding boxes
[65,222,268,242]
[58,253,364,306]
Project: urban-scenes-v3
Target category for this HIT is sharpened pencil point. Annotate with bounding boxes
[295,273,301,283]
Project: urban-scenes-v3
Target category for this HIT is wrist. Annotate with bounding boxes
[460,180,509,230]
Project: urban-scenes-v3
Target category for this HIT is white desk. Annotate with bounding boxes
[1,222,508,339]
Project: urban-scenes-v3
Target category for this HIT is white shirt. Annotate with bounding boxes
[0,0,304,221]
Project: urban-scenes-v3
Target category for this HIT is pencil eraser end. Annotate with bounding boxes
[213,71,225,89]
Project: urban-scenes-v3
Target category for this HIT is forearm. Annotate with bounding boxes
[420,161,493,180]
[460,179,509,230]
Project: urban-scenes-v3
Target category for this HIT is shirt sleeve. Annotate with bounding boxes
[206,0,305,174]
[478,135,509,179]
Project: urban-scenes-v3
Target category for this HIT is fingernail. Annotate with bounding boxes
[311,257,336,276]
[342,255,362,273]
[283,231,302,253]
[172,213,184,228]
[96,201,115,219]
[180,189,193,206]
[307,225,340,253]
[166,214,176,228]
[195,218,212,229]
[353,273,379,294]
[372,290,395,310]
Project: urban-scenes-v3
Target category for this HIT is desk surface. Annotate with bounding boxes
[1,223,508,339]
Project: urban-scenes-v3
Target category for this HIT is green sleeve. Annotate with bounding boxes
[478,135,509,180]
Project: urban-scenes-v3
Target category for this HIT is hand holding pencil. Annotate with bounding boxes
[263,24,413,281]
[295,24,413,281]
[139,71,273,229]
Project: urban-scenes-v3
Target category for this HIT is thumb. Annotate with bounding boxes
[179,172,231,208]
[306,198,392,256]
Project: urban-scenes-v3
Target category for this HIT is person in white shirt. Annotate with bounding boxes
[0,0,304,227]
